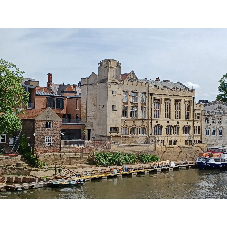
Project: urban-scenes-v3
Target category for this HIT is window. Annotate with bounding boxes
[112,90,116,95]
[219,128,222,136]
[130,106,138,118]
[46,121,52,129]
[194,126,201,135]
[131,92,138,103]
[185,101,190,119]
[183,126,190,134]
[175,100,181,119]
[45,136,53,146]
[205,117,209,123]
[154,100,160,118]
[206,128,210,136]
[141,93,146,103]
[123,91,128,102]
[173,140,177,145]
[185,140,192,145]
[139,128,146,135]
[218,117,222,124]
[195,113,200,119]
[166,125,172,135]
[212,128,216,136]
[130,127,138,135]
[173,126,179,135]
[161,140,165,145]
[121,127,128,135]
[169,140,172,145]
[0,134,6,143]
[76,99,79,110]
[212,118,215,123]
[112,105,117,111]
[47,97,55,109]
[110,127,119,133]
[141,107,146,118]
[165,100,171,119]
[56,98,64,109]
[122,106,128,118]
[154,125,162,135]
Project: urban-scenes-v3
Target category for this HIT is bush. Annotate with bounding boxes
[88,152,160,167]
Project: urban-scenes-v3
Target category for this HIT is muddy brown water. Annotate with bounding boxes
[1,169,227,199]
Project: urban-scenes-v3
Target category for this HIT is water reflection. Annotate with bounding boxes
[1,169,227,199]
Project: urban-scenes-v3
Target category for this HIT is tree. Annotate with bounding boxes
[0,59,29,135]
[217,73,227,102]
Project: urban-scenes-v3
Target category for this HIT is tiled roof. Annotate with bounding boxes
[121,73,129,81]
[19,109,45,119]
[36,87,51,93]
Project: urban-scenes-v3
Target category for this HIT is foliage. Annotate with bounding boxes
[18,135,44,168]
[217,73,227,102]
[138,154,160,163]
[88,152,160,167]
[0,59,29,135]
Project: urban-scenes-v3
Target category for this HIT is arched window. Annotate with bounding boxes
[154,125,162,135]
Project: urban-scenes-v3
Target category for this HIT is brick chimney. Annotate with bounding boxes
[47,73,52,88]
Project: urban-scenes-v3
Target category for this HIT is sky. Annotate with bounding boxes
[0,28,226,102]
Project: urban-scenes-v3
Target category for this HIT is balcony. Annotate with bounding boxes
[62,118,84,124]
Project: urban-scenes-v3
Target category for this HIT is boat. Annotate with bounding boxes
[196,151,227,170]
[48,179,82,188]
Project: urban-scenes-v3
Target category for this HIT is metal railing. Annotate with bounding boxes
[62,118,83,124]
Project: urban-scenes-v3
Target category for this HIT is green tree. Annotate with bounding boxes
[0,59,29,135]
[217,73,227,102]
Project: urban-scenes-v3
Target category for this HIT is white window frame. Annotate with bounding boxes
[130,106,138,118]
[206,128,210,136]
[141,107,146,119]
[139,127,146,135]
[130,127,138,135]
[219,128,223,136]
[123,91,128,102]
[131,92,138,103]
[46,121,52,129]
[45,136,53,146]
[0,134,6,143]
[212,128,216,136]
[141,93,146,103]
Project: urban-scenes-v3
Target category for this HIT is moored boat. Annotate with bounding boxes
[196,151,227,170]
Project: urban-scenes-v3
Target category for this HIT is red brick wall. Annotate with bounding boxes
[66,97,81,119]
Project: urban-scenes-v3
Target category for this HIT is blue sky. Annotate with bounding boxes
[0,28,226,102]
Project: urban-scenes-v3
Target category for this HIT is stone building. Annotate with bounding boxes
[19,108,62,154]
[81,59,202,149]
[201,101,227,147]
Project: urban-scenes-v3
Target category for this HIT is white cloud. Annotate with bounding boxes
[184,82,200,89]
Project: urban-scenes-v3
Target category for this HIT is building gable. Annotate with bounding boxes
[35,107,62,121]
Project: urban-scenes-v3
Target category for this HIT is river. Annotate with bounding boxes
[1,168,227,199]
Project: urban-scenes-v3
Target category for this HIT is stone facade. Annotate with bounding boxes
[201,101,227,147]
[81,59,202,148]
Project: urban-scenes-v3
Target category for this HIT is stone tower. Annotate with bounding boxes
[98,59,121,82]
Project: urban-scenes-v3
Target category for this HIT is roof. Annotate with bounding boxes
[36,87,51,93]
[19,109,45,119]
[36,90,62,97]
[121,73,129,81]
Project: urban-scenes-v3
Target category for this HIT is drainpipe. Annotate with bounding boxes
[192,97,195,145]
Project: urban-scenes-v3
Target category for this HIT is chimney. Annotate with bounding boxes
[155,77,160,81]
[47,73,52,88]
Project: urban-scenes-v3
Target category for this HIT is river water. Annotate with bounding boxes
[1,168,227,199]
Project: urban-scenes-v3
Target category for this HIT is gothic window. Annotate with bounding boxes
[122,106,128,118]
[212,128,216,136]
[166,125,172,135]
[165,100,171,118]
[175,100,181,119]
[173,126,179,135]
[121,127,128,135]
[154,100,160,118]
[218,117,222,124]
[139,128,146,135]
[130,127,138,135]
[110,127,119,133]
[154,125,162,135]
[205,117,209,123]
[183,125,190,134]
